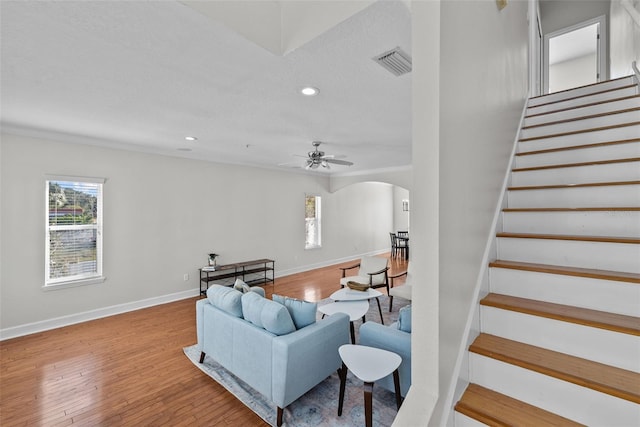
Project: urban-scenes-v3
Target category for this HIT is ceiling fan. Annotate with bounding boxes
[303,141,353,169]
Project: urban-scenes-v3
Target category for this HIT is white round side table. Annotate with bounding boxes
[318,300,369,343]
[338,344,403,427]
[330,288,385,324]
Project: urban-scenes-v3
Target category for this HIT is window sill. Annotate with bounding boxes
[43,276,106,291]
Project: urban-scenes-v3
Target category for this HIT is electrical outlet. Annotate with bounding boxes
[183,273,189,281]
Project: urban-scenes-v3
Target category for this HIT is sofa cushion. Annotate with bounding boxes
[397,305,412,333]
[206,285,243,318]
[242,291,296,336]
[272,294,317,329]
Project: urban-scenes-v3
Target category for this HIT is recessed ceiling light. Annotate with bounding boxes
[185,136,197,141]
[301,87,319,96]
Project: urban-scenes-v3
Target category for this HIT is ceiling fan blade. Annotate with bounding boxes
[325,158,353,166]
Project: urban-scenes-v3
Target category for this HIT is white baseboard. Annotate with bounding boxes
[0,288,200,341]
[1,250,389,341]
[274,250,388,278]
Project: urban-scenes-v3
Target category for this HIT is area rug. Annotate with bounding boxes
[184,294,410,426]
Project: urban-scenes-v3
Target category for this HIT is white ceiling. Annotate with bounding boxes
[0,0,412,175]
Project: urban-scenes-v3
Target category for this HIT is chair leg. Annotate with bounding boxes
[199,351,206,363]
[389,295,394,312]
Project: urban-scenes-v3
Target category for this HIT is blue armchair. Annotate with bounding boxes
[358,305,412,396]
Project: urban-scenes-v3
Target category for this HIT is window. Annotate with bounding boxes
[45,176,104,288]
[305,195,321,249]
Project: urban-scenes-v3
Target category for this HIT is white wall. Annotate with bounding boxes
[392,186,410,233]
[610,0,640,78]
[0,133,393,333]
[410,0,529,424]
[549,52,598,92]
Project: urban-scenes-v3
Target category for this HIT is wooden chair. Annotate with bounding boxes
[389,268,412,311]
[339,256,390,295]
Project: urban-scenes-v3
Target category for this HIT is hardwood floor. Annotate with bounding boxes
[0,254,407,426]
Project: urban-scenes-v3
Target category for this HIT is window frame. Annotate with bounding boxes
[304,194,322,250]
[44,175,105,290]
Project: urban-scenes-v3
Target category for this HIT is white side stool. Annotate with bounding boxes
[318,300,369,344]
[338,344,403,427]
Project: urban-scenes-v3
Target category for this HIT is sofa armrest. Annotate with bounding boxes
[271,312,350,407]
[195,298,208,352]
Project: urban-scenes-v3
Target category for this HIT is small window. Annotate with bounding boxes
[305,195,321,249]
[45,176,105,288]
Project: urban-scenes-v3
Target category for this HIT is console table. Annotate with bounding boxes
[199,259,274,296]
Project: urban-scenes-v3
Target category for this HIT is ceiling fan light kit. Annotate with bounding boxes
[304,141,353,170]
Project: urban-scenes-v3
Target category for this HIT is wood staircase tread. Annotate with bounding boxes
[516,138,640,156]
[495,232,640,244]
[527,84,638,109]
[512,157,640,172]
[469,333,640,403]
[522,107,640,130]
[480,293,640,336]
[503,207,640,212]
[508,180,640,191]
[525,95,640,119]
[455,383,585,427]
[519,122,640,143]
[528,76,633,101]
[488,260,640,284]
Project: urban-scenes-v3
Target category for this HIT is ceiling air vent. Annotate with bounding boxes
[373,47,412,76]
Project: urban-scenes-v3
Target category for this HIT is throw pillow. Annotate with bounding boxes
[206,285,243,318]
[242,291,295,336]
[233,278,251,293]
[272,294,317,329]
[397,305,412,333]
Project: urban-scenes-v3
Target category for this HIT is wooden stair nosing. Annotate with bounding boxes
[519,121,640,143]
[495,232,640,244]
[525,95,640,119]
[454,383,585,427]
[469,333,640,404]
[528,84,638,109]
[508,180,640,191]
[503,207,640,212]
[516,138,640,157]
[522,107,640,130]
[512,157,640,172]
[480,293,640,336]
[528,76,634,101]
[488,260,640,284]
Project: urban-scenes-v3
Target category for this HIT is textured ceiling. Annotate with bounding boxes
[1,0,412,175]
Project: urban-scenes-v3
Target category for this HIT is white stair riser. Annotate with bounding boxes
[496,238,640,274]
[520,110,640,139]
[515,140,640,167]
[507,185,640,208]
[511,162,640,186]
[453,412,488,427]
[528,77,635,107]
[489,268,640,317]
[519,124,640,152]
[480,307,640,372]
[524,96,640,127]
[501,210,640,237]
[469,354,640,426]
[527,86,638,114]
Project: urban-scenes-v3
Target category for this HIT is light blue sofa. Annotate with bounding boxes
[196,285,350,426]
[359,305,412,396]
